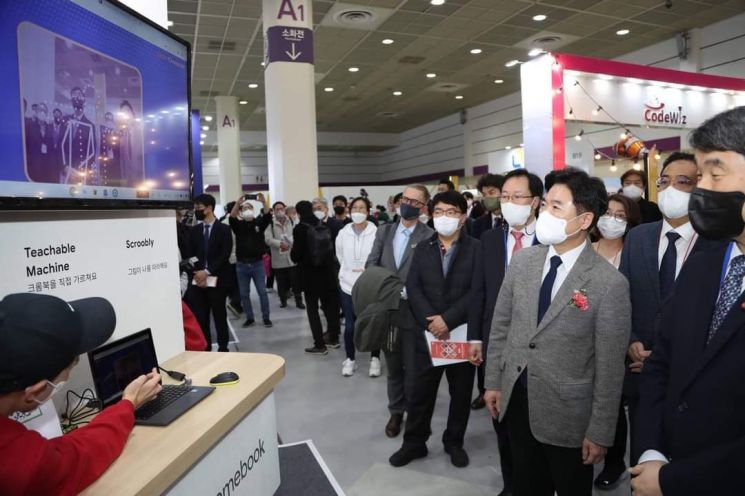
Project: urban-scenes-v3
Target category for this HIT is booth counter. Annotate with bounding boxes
[82,352,285,496]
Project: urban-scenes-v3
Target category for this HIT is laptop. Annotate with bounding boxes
[88,328,214,426]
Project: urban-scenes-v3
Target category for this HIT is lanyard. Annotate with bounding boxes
[719,241,736,288]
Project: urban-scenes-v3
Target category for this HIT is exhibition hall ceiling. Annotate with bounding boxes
[168,0,744,135]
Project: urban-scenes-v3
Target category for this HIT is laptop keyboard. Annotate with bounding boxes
[135,385,191,420]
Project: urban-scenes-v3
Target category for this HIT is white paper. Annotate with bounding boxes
[425,324,469,367]
[191,276,218,287]
[10,401,63,439]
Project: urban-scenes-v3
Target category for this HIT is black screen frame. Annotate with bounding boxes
[0,0,193,211]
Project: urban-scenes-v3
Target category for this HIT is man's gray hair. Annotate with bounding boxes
[312,197,328,207]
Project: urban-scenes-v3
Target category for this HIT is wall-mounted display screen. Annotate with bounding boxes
[0,0,191,208]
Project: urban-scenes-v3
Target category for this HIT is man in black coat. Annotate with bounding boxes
[471,173,504,240]
[291,200,341,354]
[630,107,745,496]
[389,190,484,469]
[185,194,233,351]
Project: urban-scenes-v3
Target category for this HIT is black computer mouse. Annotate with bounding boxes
[209,371,240,385]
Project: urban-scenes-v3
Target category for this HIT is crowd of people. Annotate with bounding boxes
[171,107,745,496]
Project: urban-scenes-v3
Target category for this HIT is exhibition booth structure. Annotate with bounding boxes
[0,1,285,494]
[521,53,745,196]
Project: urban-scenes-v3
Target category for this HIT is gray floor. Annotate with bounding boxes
[228,289,631,496]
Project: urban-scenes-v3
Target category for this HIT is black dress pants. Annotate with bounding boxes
[274,267,301,303]
[604,401,628,469]
[403,357,473,448]
[304,282,340,348]
[506,381,593,496]
[189,285,229,351]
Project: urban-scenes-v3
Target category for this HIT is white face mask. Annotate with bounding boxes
[351,212,367,224]
[291,215,299,223]
[419,214,430,224]
[433,216,461,237]
[597,216,627,240]
[536,211,583,245]
[32,379,66,405]
[239,209,255,220]
[466,199,474,207]
[622,184,644,200]
[501,202,533,227]
[313,210,326,221]
[657,187,691,220]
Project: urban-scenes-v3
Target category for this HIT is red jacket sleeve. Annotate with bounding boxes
[0,400,135,496]
[182,301,207,351]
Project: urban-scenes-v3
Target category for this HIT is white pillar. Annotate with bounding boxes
[263,0,318,205]
[215,96,243,203]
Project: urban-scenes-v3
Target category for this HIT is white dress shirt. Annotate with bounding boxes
[507,219,537,265]
[657,220,697,278]
[639,241,744,466]
[541,242,585,301]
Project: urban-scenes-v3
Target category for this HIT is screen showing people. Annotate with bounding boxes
[0,0,190,203]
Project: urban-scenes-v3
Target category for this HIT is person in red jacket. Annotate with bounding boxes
[0,293,161,496]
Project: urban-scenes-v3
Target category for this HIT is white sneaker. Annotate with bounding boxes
[342,359,357,377]
[369,357,382,377]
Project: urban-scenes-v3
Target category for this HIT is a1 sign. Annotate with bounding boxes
[264,0,311,29]
[277,0,307,23]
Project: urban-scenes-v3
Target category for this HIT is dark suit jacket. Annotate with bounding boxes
[471,213,496,240]
[637,197,663,224]
[634,242,745,495]
[407,231,484,362]
[479,223,507,346]
[619,221,723,396]
[186,220,232,288]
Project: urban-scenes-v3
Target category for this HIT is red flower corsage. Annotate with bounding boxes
[570,289,589,311]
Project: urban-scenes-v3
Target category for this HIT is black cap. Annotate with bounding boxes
[0,293,116,393]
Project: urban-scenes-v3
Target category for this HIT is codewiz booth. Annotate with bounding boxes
[0,1,284,495]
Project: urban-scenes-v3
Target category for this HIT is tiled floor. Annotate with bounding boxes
[228,289,631,496]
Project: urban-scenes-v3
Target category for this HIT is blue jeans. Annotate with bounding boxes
[236,260,270,321]
[340,291,380,360]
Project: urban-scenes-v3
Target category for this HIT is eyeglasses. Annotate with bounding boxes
[401,196,425,208]
[656,175,696,189]
[432,208,462,218]
[603,211,627,222]
[500,194,534,203]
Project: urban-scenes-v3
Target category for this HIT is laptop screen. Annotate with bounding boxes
[88,329,159,407]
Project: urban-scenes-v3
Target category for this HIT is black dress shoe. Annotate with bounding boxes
[594,462,626,490]
[280,300,288,308]
[385,414,403,438]
[296,300,306,309]
[471,396,486,410]
[389,444,428,467]
[444,445,469,467]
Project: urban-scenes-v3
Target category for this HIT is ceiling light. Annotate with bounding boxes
[528,48,543,57]
[261,62,265,66]
[455,95,464,100]
[594,152,602,160]
[200,141,205,145]
[599,74,614,80]
[204,115,213,122]
[470,48,482,54]
[689,85,706,91]
[505,59,520,68]
[519,143,524,147]
[393,90,403,96]
[239,100,248,105]
[200,133,207,138]
[494,79,504,84]
[532,14,547,21]
[202,125,209,131]
[610,164,617,172]
[626,77,643,84]
[655,153,662,160]
[426,73,437,78]
[348,67,359,72]
[167,20,174,27]
[505,146,512,150]
[324,87,334,92]
[430,0,445,5]
[382,38,394,45]
[248,83,259,89]
[616,29,630,36]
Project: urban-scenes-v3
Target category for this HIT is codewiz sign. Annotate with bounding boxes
[563,72,740,130]
[166,393,280,496]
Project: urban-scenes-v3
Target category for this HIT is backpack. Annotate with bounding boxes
[305,223,334,267]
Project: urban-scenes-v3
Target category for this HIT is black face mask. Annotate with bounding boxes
[400,203,420,221]
[333,206,345,216]
[194,210,206,221]
[72,97,85,111]
[688,188,745,240]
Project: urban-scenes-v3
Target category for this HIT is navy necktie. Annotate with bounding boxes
[203,223,211,269]
[538,255,563,324]
[659,231,681,299]
[708,255,745,343]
